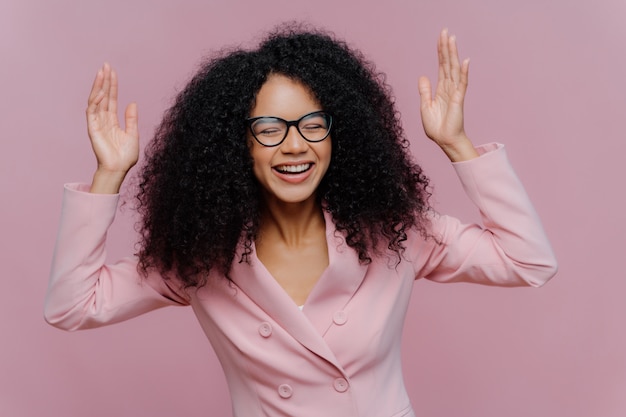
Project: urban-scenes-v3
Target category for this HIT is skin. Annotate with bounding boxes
[85,29,478,305]
[248,74,332,305]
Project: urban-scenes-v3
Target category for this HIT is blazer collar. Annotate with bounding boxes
[229,210,368,370]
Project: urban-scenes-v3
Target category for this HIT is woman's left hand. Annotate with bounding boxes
[418,29,479,162]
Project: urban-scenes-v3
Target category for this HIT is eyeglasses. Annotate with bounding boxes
[246,111,332,147]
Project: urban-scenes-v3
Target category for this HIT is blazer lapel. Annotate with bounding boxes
[229,210,368,371]
[230,245,344,371]
[303,210,369,337]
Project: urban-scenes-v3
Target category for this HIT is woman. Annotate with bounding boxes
[45,26,557,417]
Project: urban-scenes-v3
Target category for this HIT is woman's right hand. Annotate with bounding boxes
[86,63,139,194]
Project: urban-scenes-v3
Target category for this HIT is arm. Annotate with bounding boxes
[415,31,557,286]
[44,65,189,331]
[419,143,557,287]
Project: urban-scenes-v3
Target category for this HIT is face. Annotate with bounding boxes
[248,74,332,206]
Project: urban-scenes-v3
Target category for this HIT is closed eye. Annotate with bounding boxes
[258,127,283,136]
[251,118,284,137]
[301,123,325,131]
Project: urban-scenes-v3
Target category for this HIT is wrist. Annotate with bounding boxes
[438,137,479,162]
[90,168,128,194]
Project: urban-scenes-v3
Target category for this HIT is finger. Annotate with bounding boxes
[437,31,445,83]
[87,67,105,105]
[458,58,470,99]
[124,102,139,138]
[439,29,451,80]
[86,70,106,118]
[417,76,433,108]
[100,62,111,111]
[449,35,461,85]
[109,68,119,115]
[450,58,470,109]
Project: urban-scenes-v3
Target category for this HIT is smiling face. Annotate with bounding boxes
[248,74,332,206]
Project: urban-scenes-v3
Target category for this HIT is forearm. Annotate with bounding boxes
[45,184,188,331]
[424,143,558,287]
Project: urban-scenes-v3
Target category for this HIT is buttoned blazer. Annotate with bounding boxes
[45,143,557,417]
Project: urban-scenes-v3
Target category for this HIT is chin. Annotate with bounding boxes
[264,189,319,206]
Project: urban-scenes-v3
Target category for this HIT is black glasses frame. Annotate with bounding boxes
[245,111,333,147]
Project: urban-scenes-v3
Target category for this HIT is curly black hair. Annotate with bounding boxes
[136,24,432,287]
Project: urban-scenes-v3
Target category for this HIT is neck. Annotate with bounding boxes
[259,195,325,248]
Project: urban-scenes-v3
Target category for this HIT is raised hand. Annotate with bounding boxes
[86,63,139,193]
[418,29,478,162]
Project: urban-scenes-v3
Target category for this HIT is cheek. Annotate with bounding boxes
[248,142,272,180]
[319,140,332,169]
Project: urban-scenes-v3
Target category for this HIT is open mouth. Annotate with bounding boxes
[274,163,312,174]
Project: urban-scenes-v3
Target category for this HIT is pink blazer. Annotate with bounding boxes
[45,143,557,417]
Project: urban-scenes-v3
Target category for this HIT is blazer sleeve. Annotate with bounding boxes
[419,143,558,287]
[44,184,190,331]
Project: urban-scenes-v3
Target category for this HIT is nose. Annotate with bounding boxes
[280,125,307,153]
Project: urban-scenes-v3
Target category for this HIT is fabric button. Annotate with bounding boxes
[333,378,349,392]
[258,322,272,338]
[333,311,348,325]
[278,384,293,399]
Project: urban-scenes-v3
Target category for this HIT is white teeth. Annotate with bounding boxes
[276,164,311,173]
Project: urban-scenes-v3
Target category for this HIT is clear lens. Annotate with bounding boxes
[248,111,332,146]
[298,113,330,141]
[250,118,285,146]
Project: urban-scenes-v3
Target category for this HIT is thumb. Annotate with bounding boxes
[417,76,432,108]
